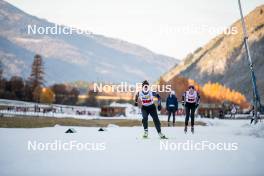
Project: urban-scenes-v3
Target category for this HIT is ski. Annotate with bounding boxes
[136,136,171,140]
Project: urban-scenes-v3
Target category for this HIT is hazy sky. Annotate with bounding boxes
[5,0,264,59]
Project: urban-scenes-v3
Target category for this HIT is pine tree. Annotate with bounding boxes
[28,54,45,89]
[0,60,3,80]
[28,54,45,102]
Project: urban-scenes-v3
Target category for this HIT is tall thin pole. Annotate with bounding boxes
[238,0,261,123]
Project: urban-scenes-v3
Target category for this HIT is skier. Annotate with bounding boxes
[166,91,178,126]
[250,106,261,124]
[182,85,200,134]
[134,80,167,139]
[230,105,237,119]
[250,106,255,124]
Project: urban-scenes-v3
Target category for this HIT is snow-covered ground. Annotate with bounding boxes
[0,119,264,176]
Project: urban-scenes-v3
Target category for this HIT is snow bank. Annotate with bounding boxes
[107,124,120,128]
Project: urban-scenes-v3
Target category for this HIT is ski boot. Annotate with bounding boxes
[191,127,194,134]
[159,132,168,139]
[184,126,187,133]
[143,130,148,138]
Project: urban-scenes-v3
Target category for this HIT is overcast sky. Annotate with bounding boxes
[6,0,264,59]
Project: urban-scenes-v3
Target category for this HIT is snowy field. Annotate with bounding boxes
[0,119,264,176]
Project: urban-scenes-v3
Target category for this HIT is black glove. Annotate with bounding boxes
[158,104,162,111]
[134,102,138,107]
[182,101,185,107]
[195,103,199,109]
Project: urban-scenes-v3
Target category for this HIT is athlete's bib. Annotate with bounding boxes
[185,91,198,103]
[139,91,154,106]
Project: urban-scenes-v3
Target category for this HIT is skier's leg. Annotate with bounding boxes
[168,110,171,122]
[149,105,161,133]
[185,105,190,127]
[172,110,176,124]
[190,104,195,127]
[184,105,190,133]
[141,107,149,131]
[149,106,167,139]
[250,118,254,124]
[190,104,195,133]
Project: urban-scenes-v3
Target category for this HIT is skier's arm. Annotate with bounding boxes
[196,92,201,108]
[152,92,161,105]
[196,92,201,104]
[175,97,178,110]
[152,92,162,111]
[134,92,139,106]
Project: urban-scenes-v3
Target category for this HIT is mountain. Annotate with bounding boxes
[161,5,264,103]
[0,0,179,84]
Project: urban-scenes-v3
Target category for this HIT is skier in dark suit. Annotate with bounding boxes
[166,91,178,126]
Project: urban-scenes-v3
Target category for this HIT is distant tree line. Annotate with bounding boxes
[0,54,79,105]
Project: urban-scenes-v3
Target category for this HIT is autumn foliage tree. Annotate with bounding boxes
[158,76,249,108]
[40,88,55,104]
[202,82,249,108]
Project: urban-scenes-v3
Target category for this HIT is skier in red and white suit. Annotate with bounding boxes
[182,85,200,133]
[135,80,167,139]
